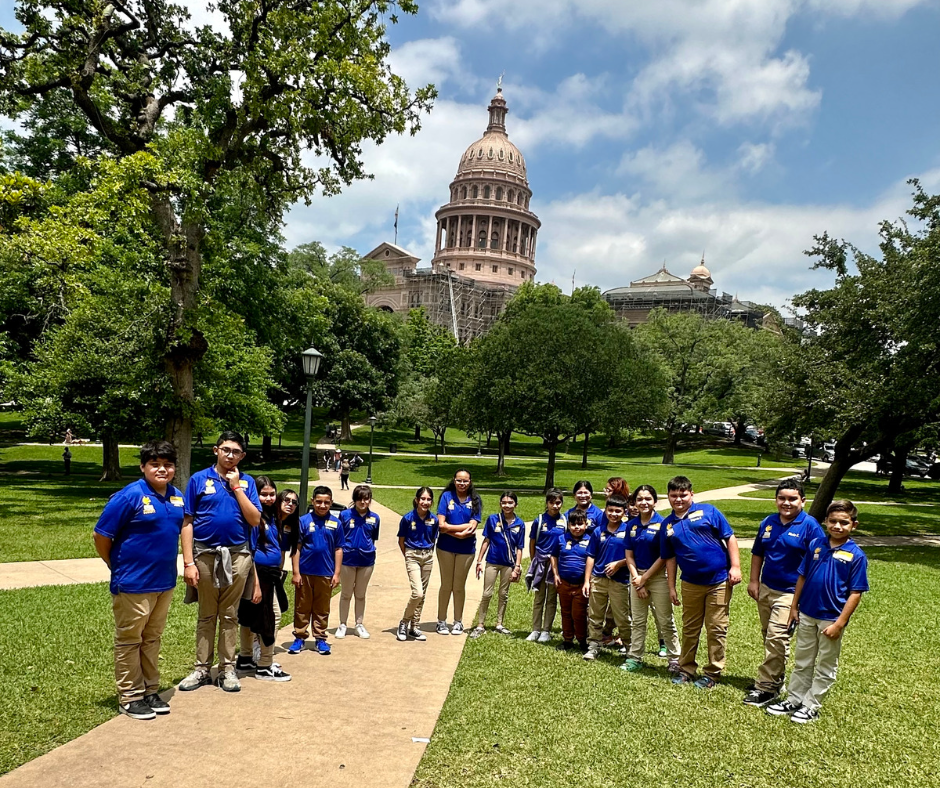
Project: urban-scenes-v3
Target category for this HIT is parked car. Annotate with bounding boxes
[814,442,836,462]
[704,421,734,438]
[876,455,933,478]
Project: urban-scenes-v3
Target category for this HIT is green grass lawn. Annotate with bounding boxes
[414,546,940,788]
[739,471,940,504]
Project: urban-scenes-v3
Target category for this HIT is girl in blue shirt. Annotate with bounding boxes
[397,487,439,641]
[436,469,483,636]
[566,480,605,532]
[470,491,524,638]
[336,485,381,640]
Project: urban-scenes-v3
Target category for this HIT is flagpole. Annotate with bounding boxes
[394,204,399,245]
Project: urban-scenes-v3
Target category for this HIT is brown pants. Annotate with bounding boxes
[557,579,589,644]
[195,551,252,670]
[437,548,474,623]
[755,583,794,692]
[112,590,173,704]
[293,575,332,640]
[587,576,632,647]
[403,548,434,625]
[679,579,732,679]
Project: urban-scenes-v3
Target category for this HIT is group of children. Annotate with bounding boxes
[233,467,868,725]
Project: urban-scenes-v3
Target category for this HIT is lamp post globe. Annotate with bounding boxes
[299,346,324,507]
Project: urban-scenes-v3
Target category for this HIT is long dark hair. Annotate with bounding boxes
[262,489,300,554]
[255,476,277,518]
[413,486,435,513]
[444,468,482,519]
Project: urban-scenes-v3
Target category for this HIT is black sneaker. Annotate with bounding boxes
[408,625,427,641]
[556,641,575,651]
[743,689,777,707]
[255,663,292,682]
[119,699,156,720]
[397,621,408,642]
[235,655,257,674]
[143,693,170,714]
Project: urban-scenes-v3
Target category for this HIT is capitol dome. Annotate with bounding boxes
[430,87,541,288]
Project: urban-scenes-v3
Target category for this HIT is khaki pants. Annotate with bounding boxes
[629,570,679,660]
[112,590,173,704]
[437,548,474,623]
[557,579,589,644]
[587,576,632,647]
[195,551,252,670]
[755,583,795,692]
[293,575,332,640]
[339,564,375,625]
[475,564,513,627]
[238,591,281,668]
[678,579,732,679]
[532,580,559,632]
[403,548,434,625]
[786,613,844,712]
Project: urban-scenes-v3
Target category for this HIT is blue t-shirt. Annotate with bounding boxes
[625,512,666,572]
[250,516,285,569]
[753,510,825,593]
[798,537,869,621]
[567,503,605,533]
[551,529,592,584]
[660,503,734,586]
[437,490,480,555]
[297,512,343,577]
[339,507,381,568]
[586,521,631,583]
[529,512,568,555]
[397,509,439,550]
[482,514,525,567]
[95,479,184,595]
[184,466,262,547]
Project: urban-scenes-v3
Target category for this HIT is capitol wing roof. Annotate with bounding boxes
[630,267,687,286]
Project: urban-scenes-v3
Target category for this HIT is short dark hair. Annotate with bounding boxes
[311,485,332,501]
[776,478,805,497]
[545,487,564,503]
[606,493,628,510]
[140,440,177,465]
[827,499,858,522]
[352,484,372,503]
[216,430,246,451]
[567,510,587,530]
[667,475,693,493]
[632,484,658,504]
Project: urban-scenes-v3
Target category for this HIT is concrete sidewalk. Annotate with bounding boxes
[0,497,485,788]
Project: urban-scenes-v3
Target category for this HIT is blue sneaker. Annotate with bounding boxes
[287,637,305,655]
[315,638,331,655]
[671,671,692,685]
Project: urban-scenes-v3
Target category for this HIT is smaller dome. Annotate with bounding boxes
[690,264,711,278]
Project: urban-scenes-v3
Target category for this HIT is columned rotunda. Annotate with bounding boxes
[429,87,540,285]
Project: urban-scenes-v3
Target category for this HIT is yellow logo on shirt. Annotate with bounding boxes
[764,526,772,538]
[813,547,821,560]
[170,496,183,507]
[142,496,151,505]
[630,527,637,538]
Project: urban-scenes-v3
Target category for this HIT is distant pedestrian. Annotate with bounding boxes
[340,456,351,490]
[64,427,73,445]
[93,440,183,720]
[62,447,72,476]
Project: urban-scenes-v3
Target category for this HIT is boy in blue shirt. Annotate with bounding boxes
[288,486,343,655]
[470,491,525,637]
[526,488,568,643]
[582,494,633,663]
[550,510,591,651]
[767,499,869,723]
[661,476,742,689]
[744,479,824,707]
[94,440,184,720]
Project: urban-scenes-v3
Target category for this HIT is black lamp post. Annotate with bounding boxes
[366,415,377,484]
[299,347,323,507]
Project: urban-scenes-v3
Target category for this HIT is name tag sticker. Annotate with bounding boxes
[649,524,661,532]
[512,526,520,532]
[494,526,502,533]
[788,532,800,538]
[239,479,249,488]
[565,543,572,550]
[833,550,854,562]
[326,522,337,530]
[580,539,590,546]
[411,524,417,530]
[205,481,215,494]
[349,522,356,528]
[367,517,376,524]
[142,505,156,515]
[689,510,704,521]
[170,496,183,506]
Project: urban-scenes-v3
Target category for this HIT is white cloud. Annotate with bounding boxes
[387,37,474,92]
[737,142,776,174]
[618,140,732,200]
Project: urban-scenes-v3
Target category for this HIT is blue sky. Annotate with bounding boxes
[3,1,939,309]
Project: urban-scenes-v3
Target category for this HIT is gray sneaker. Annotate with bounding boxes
[583,646,599,662]
[216,669,241,693]
[178,668,211,692]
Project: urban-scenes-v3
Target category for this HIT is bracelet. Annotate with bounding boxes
[184,562,195,568]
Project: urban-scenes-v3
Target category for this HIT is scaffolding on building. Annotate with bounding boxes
[404,269,514,343]
[603,285,768,329]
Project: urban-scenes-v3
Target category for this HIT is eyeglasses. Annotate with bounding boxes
[217,447,244,457]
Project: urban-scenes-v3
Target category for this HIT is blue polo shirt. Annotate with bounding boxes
[529,512,568,555]
[297,512,343,577]
[184,466,262,547]
[482,514,525,567]
[625,512,666,572]
[398,509,439,550]
[338,507,381,568]
[251,516,286,569]
[95,479,184,595]
[567,503,605,533]
[753,510,825,593]
[437,490,480,555]
[551,530,592,584]
[587,521,631,583]
[798,537,869,621]
[660,503,733,586]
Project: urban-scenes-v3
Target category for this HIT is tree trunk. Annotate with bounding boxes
[887,445,908,495]
[440,426,446,455]
[501,431,511,458]
[486,430,492,449]
[413,424,421,441]
[808,453,855,521]
[261,434,273,461]
[734,417,746,445]
[496,431,507,477]
[100,433,122,482]
[581,431,590,469]
[662,430,679,464]
[543,434,559,491]
[340,414,353,442]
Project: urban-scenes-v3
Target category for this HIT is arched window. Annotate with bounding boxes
[509,151,514,163]
[490,231,499,250]
[478,230,486,249]
[517,193,524,205]
[496,187,503,201]
[507,189,514,203]
[461,186,467,199]
[483,185,490,199]
[472,185,479,198]
[498,149,504,160]
[488,147,494,159]
[477,148,483,159]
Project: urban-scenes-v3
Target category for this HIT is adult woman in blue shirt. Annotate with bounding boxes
[436,469,483,635]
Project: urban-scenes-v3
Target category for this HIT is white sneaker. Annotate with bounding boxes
[538,631,551,643]
[335,623,347,639]
[355,624,370,639]
[452,621,465,635]
[436,621,451,635]
[583,647,599,661]
[469,626,486,638]
[526,630,540,642]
